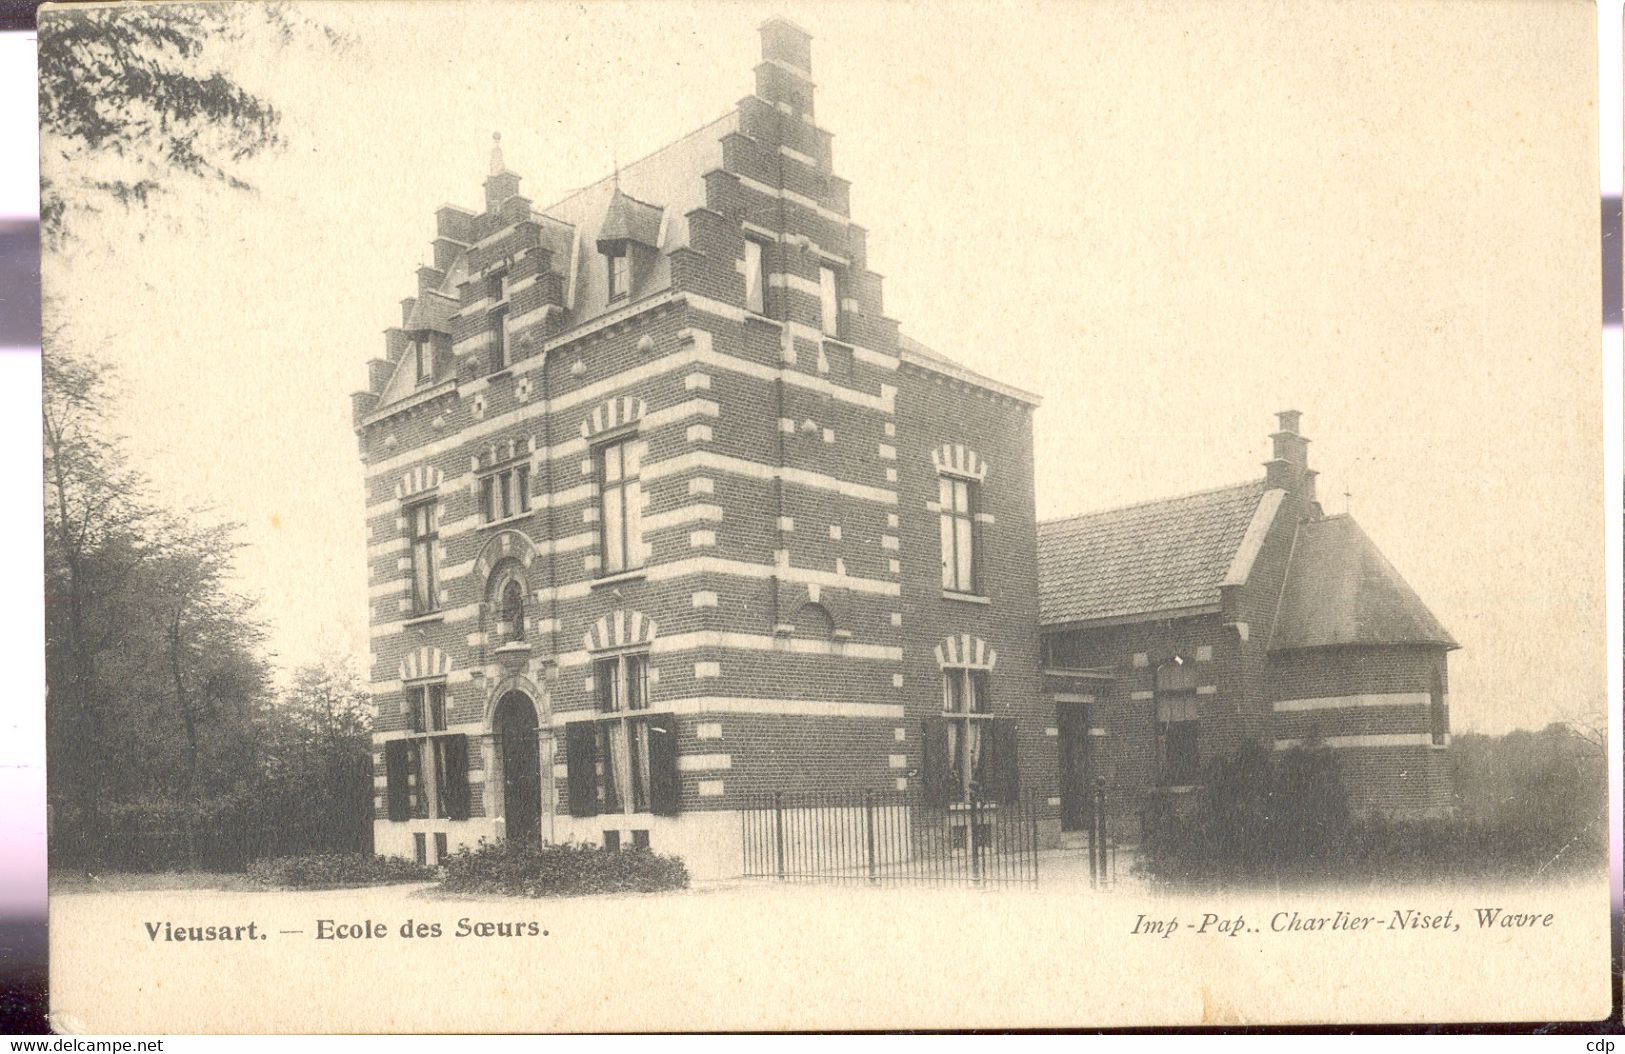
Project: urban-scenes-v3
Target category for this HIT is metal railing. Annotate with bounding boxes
[740,790,1040,887]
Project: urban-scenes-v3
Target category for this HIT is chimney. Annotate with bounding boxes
[757,18,815,118]
[1263,409,1310,497]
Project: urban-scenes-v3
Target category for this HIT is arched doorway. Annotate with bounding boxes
[494,691,541,843]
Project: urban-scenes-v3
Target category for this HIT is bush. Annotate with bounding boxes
[1137,731,1608,888]
[246,852,434,888]
[438,839,689,897]
[1139,743,1353,887]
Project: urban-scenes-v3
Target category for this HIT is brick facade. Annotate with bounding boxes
[354,20,1048,877]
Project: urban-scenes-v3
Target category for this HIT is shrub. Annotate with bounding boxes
[1138,743,1353,887]
[1136,729,1608,888]
[246,852,434,889]
[438,839,689,897]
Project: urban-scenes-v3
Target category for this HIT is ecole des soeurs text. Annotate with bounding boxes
[1131,907,1556,938]
[143,918,547,942]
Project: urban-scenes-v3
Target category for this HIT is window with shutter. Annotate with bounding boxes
[439,734,471,820]
[982,718,1021,804]
[646,713,680,817]
[385,739,413,822]
[586,651,661,815]
[565,721,599,818]
[921,718,955,807]
[940,668,996,802]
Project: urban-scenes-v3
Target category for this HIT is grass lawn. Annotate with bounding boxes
[50,869,269,894]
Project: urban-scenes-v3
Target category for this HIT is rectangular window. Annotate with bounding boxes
[413,833,427,865]
[433,832,448,864]
[630,829,649,850]
[591,652,655,814]
[602,830,621,852]
[407,501,438,614]
[941,668,993,801]
[744,239,767,314]
[1429,674,1447,745]
[387,689,470,823]
[596,437,645,574]
[939,477,977,593]
[489,307,508,372]
[818,264,840,336]
[481,464,531,524]
[607,251,630,300]
[414,338,433,385]
[408,682,447,733]
[1157,693,1200,785]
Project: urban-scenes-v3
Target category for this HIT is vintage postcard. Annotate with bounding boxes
[38,0,1610,1032]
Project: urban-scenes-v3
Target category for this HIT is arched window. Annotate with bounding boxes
[793,602,835,640]
[485,557,531,646]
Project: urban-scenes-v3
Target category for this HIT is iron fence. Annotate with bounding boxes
[740,790,1040,887]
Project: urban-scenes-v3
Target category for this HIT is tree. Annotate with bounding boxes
[37,2,344,246]
[45,339,276,869]
[42,337,152,860]
[256,657,374,857]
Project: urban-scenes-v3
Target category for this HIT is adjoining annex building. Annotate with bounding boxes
[353,20,1047,878]
[353,22,1458,877]
[1038,412,1458,841]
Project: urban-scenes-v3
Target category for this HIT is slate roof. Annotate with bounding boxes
[595,188,665,252]
[1037,480,1267,626]
[1270,514,1458,651]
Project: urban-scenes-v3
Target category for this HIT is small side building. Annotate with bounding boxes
[1037,412,1457,840]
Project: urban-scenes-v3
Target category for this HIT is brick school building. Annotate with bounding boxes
[352,20,1047,877]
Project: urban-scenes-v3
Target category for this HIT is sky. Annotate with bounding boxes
[39,0,1606,737]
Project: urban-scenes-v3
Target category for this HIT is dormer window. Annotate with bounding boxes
[607,249,630,301]
[414,337,433,385]
[597,188,662,305]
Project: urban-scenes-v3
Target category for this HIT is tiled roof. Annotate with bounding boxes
[1037,481,1267,626]
[1270,515,1458,651]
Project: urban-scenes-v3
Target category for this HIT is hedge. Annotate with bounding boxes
[246,852,435,889]
[438,840,689,897]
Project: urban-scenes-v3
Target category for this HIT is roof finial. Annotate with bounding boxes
[489,131,505,176]
[612,147,620,191]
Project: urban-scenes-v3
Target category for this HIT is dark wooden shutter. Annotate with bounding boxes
[922,718,955,807]
[646,713,681,817]
[983,718,1021,804]
[440,735,471,820]
[384,739,412,822]
[565,721,599,818]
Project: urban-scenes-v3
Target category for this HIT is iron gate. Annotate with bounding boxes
[740,790,1040,886]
